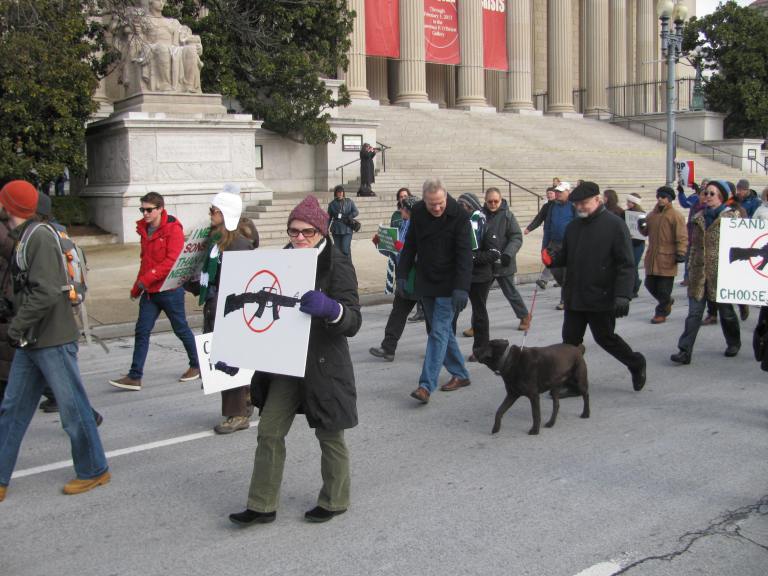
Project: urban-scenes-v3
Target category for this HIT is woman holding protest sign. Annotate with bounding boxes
[230,195,361,525]
[671,180,744,365]
[185,185,259,434]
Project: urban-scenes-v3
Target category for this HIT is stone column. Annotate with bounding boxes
[367,57,389,104]
[395,0,432,106]
[504,0,538,112]
[547,0,576,114]
[584,0,608,116]
[608,0,627,115]
[456,1,493,111]
[635,0,656,114]
[346,0,370,101]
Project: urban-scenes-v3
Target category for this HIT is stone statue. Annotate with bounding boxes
[120,0,203,96]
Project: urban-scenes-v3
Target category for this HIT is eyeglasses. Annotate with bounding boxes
[702,192,719,197]
[287,227,319,238]
[139,207,159,214]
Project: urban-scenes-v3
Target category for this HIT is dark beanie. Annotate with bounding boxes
[710,180,731,203]
[0,180,38,219]
[656,186,675,201]
[570,181,600,201]
[37,190,52,217]
[458,192,483,212]
[288,195,329,235]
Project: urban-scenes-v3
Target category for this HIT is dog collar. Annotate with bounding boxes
[496,344,513,375]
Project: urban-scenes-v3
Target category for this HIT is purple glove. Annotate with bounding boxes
[300,290,341,321]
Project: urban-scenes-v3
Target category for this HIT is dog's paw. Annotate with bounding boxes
[580,412,590,419]
[491,426,500,434]
[544,422,555,428]
[528,428,540,435]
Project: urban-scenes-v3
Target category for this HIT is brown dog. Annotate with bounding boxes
[474,339,590,435]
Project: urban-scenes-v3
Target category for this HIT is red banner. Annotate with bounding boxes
[365,0,400,58]
[483,0,508,71]
[424,0,460,65]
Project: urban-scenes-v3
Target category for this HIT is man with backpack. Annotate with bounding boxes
[0,180,109,502]
[110,192,200,391]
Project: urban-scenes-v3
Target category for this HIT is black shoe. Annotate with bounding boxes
[671,350,691,365]
[39,399,59,413]
[549,385,580,399]
[408,311,425,323]
[369,347,394,361]
[631,353,646,391]
[229,509,276,526]
[94,411,103,427]
[304,506,346,523]
[535,279,547,290]
[724,345,740,358]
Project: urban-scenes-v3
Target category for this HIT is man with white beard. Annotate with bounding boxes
[543,181,647,396]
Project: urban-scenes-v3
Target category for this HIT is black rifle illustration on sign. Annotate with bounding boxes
[729,243,768,271]
[224,287,301,322]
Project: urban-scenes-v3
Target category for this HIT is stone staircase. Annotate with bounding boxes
[246,105,768,246]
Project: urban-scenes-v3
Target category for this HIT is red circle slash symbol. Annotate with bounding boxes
[243,269,282,333]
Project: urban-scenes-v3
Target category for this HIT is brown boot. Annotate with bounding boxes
[518,314,531,331]
[179,367,201,382]
[108,376,141,391]
[63,471,111,495]
[0,485,6,502]
[440,376,471,392]
[462,327,474,338]
[410,387,430,403]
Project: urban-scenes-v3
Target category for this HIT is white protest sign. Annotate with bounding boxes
[676,160,695,187]
[717,218,768,306]
[194,333,255,395]
[160,223,211,291]
[210,249,318,377]
[624,211,646,241]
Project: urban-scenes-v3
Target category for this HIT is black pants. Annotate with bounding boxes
[644,275,675,317]
[563,310,643,372]
[381,294,419,354]
[469,280,492,351]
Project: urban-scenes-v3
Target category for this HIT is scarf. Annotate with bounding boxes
[703,204,727,229]
[199,233,221,305]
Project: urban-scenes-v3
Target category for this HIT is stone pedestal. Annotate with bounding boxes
[84,94,271,243]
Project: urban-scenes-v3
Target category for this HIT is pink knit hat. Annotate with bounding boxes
[287,195,329,235]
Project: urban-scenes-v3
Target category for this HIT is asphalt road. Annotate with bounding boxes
[2,282,767,576]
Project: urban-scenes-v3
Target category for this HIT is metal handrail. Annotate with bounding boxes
[598,108,768,175]
[479,167,543,212]
[334,141,392,187]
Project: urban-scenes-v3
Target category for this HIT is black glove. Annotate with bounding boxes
[637,218,648,234]
[675,253,686,263]
[395,278,407,298]
[614,297,630,318]
[214,361,240,377]
[500,253,512,267]
[451,289,469,313]
[0,297,13,322]
[488,248,502,262]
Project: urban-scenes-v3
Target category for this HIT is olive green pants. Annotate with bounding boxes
[247,375,350,513]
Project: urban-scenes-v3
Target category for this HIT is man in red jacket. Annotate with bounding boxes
[109,192,199,390]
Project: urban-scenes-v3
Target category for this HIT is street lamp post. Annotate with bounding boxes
[657,0,688,187]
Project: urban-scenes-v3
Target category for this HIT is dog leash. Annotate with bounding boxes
[520,269,542,350]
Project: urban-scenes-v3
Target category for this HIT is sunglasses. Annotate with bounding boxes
[702,192,719,197]
[139,206,159,214]
[287,227,320,238]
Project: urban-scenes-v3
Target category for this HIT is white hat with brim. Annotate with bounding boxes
[555,182,571,192]
[212,184,243,231]
[626,193,643,208]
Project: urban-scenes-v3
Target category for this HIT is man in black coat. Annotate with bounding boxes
[544,181,646,395]
[398,178,473,403]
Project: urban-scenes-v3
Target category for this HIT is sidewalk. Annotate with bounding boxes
[82,228,547,339]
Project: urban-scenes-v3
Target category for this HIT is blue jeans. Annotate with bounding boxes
[0,343,108,486]
[419,296,470,393]
[677,298,740,354]
[632,242,645,295]
[333,233,352,256]
[129,287,199,380]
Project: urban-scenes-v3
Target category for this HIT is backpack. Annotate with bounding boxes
[16,222,87,306]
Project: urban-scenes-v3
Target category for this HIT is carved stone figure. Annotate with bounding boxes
[120,0,203,96]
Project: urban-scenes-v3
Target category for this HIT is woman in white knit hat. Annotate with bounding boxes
[186,184,259,434]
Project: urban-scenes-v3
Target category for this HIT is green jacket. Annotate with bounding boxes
[9,220,79,348]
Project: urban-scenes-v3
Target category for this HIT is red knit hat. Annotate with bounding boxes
[0,180,38,219]
[287,195,329,235]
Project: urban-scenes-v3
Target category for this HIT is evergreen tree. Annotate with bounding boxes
[683,1,768,139]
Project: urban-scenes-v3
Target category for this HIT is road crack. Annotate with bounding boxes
[614,495,768,574]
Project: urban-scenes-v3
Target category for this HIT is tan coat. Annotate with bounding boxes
[643,203,688,276]
[687,206,742,302]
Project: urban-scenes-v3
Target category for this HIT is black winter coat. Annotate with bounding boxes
[398,194,473,297]
[551,206,635,311]
[484,206,523,277]
[251,240,361,430]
